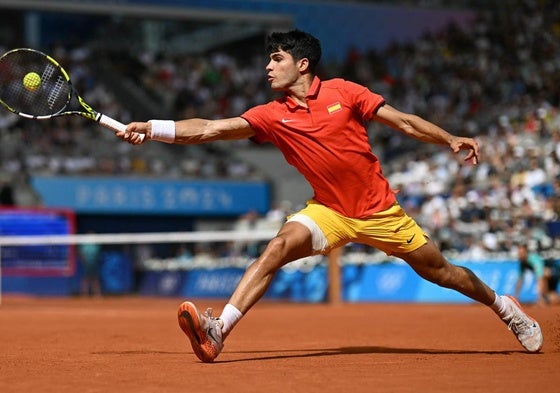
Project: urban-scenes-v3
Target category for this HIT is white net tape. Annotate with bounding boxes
[0,230,279,246]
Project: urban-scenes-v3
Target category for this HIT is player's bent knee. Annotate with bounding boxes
[267,236,288,252]
[258,236,290,265]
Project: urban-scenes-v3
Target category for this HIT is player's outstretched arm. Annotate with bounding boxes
[118,117,255,145]
[174,117,255,144]
[374,104,479,165]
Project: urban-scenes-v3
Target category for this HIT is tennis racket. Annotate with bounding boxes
[0,47,143,140]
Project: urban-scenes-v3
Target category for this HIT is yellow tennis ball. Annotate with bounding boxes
[23,72,41,91]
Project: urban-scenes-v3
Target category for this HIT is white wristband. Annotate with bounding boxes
[149,120,175,143]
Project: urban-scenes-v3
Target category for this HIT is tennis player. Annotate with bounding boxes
[118,30,543,362]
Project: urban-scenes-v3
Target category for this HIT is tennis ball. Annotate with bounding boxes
[23,72,41,92]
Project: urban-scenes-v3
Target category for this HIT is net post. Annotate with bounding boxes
[327,247,342,304]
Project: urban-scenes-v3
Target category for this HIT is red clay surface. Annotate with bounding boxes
[1,296,559,393]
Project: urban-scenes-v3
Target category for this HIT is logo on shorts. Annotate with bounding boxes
[406,234,416,244]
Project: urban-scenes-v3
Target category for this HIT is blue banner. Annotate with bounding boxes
[132,260,542,303]
[139,271,185,297]
[4,256,545,302]
[181,268,245,298]
[343,261,539,303]
[138,265,329,302]
[99,251,134,294]
[266,266,328,302]
[31,176,270,215]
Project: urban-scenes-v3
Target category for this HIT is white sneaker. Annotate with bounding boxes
[501,295,543,353]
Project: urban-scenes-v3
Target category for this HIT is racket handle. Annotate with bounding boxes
[98,114,145,142]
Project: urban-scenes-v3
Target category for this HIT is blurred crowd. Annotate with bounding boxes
[1,0,559,261]
[348,1,560,260]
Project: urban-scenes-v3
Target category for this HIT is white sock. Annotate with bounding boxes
[219,303,243,337]
[490,293,510,319]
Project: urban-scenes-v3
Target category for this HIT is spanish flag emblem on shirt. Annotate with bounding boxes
[327,102,342,114]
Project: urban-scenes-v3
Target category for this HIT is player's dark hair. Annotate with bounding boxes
[266,30,322,73]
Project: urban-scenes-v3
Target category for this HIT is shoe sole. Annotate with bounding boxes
[177,301,216,363]
[504,295,543,353]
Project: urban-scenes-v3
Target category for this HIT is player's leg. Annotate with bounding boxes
[394,239,543,352]
[227,221,314,313]
[178,221,315,362]
[394,238,495,304]
[219,202,341,337]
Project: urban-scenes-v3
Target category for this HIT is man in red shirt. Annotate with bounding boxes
[119,30,542,362]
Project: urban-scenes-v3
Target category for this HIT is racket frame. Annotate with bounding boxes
[0,48,137,136]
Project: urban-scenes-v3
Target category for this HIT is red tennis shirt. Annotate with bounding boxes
[241,76,396,218]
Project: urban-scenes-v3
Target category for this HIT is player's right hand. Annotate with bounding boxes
[116,122,149,145]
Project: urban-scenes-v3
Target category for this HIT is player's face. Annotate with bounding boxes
[266,49,302,91]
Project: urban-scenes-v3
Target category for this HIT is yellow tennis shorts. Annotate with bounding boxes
[289,200,428,256]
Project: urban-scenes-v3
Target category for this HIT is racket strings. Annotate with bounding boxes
[0,49,71,117]
[47,75,67,110]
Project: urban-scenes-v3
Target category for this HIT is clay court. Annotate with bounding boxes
[1,296,558,393]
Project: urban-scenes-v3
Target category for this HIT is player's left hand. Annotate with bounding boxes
[450,137,479,165]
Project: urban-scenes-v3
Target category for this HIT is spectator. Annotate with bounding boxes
[514,243,547,306]
[79,233,103,297]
